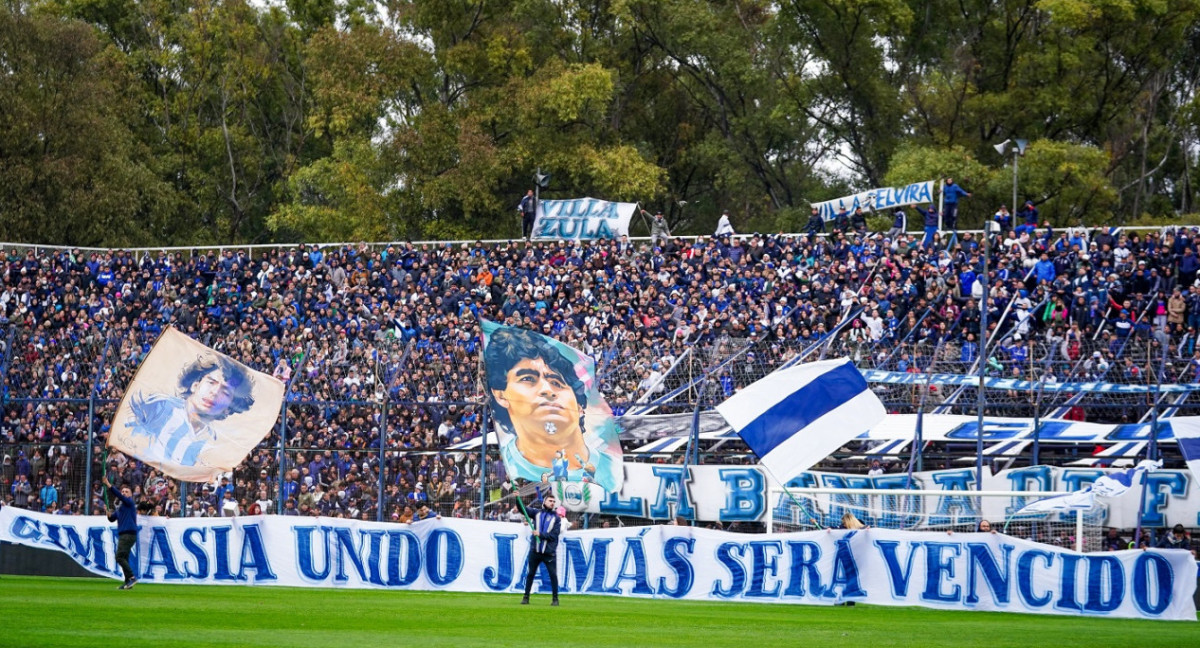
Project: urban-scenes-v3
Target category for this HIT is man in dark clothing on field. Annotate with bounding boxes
[103,466,146,590]
[521,494,562,606]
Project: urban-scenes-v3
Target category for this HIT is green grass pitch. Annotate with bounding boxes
[0,576,1194,647]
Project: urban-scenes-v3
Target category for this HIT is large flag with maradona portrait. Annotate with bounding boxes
[480,319,624,492]
[107,326,286,483]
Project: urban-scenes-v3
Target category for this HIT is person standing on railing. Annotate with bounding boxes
[1015,201,1039,236]
[714,210,736,237]
[518,189,537,240]
[886,206,906,239]
[922,205,940,250]
[850,207,868,235]
[646,210,671,249]
[941,178,971,232]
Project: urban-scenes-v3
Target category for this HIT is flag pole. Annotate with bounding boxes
[905,370,932,489]
[761,465,826,531]
[510,479,536,531]
[1133,342,1162,548]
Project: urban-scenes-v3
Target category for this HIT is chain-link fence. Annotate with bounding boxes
[1,313,1196,533]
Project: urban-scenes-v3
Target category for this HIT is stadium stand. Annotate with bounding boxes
[1,222,1198,549]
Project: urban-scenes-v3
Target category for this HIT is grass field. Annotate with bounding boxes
[0,576,1194,648]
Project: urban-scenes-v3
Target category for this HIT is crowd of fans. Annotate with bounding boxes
[2,212,1200,526]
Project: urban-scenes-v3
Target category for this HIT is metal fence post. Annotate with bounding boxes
[84,328,117,516]
[277,345,312,513]
[478,405,489,520]
[377,398,388,522]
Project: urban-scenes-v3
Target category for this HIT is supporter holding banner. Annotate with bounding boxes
[533,197,636,240]
[1,508,1194,621]
[811,180,935,222]
[481,320,624,492]
[107,327,286,483]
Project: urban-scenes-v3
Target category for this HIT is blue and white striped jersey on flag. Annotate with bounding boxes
[715,357,886,483]
[1171,418,1200,482]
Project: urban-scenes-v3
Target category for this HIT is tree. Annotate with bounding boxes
[0,4,173,245]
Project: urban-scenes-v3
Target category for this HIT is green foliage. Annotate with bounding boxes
[1127,212,1200,227]
[883,141,1117,228]
[1,0,1197,245]
[269,137,396,242]
[0,6,172,246]
[1001,140,1116,226]
[883,145,996,193]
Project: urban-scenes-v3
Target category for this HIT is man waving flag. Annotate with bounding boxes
[716,357,886,483]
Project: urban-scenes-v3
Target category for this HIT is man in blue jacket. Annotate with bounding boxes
[103,468,145,590]
[922,206,940,249]
[1016,200,1039,236]
[521,494,562,606]
[1179,246,1198,288]
[1034,252,1057,284]
[942,178,972,232]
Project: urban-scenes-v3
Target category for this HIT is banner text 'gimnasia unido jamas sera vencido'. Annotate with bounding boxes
[0,508,1193,621]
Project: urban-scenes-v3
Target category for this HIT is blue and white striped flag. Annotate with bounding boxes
[716,358,886,482]
[1011,459,1162,516]
[1171,418,1200,482]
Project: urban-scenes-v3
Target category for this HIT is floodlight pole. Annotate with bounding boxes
[1011,149,1019,219]
[976,208,989,493]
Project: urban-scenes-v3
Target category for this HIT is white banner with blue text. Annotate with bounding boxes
[533,197,636,240]
[811,181,935,221]
[543,463,1200,529]
[0,508,1192,620]
[861,369,1200,394]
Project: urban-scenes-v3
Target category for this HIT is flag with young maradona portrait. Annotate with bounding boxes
[480,320,623,492]
[107,326,286,483]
